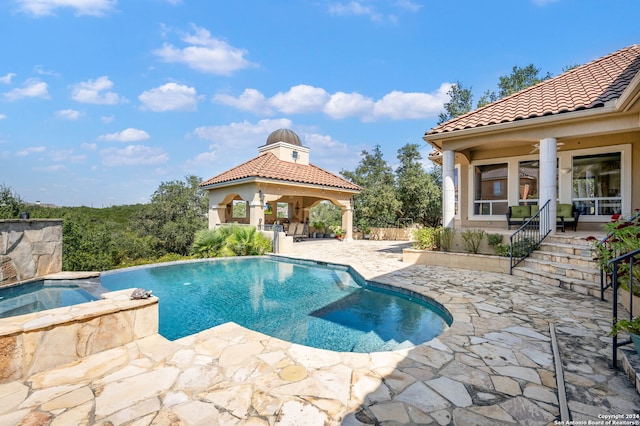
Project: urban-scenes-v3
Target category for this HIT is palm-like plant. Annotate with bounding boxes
[191,225,271,258]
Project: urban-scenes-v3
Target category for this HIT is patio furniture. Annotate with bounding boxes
[556,203,580,232]
[506,205,536,230]
[286,222,307,241]
[506,204,580,231]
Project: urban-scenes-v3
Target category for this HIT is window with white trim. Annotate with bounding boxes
[474,163,508,215]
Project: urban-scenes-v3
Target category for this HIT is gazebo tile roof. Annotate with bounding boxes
[200,152,361,191]
[426,44,640,136]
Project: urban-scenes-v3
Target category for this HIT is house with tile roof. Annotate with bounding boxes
[199,129,361,242]
[424,44,640,232]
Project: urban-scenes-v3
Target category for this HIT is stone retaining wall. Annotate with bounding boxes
[0,288,159,384]
[0,219,62,287]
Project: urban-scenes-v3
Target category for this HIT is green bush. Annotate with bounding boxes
[412,227,441,250]
[440,228,456,252]
[486,233,509,256]
[192,225,271,258]
[460,229,485,254]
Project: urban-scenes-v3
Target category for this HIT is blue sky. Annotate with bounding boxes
[0,0,638,207]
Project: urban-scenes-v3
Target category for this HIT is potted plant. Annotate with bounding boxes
[312,221,325,238]
[328,224,337,238]
[362,225,371,240]
[611,316,640,355]
[334,227,343,240]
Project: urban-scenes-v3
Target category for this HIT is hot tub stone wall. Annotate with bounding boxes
[0,219,62,287]
[0,289,158,384]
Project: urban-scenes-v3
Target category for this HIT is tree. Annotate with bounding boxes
[497,64,551,98]
[134,175,208,256]
[437,81,473,125]
[395,144,441,227]
[0,184,25,219]
[341,146,401,228]
[477,89,498,108]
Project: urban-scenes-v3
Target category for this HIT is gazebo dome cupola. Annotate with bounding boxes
[259,128,310,165]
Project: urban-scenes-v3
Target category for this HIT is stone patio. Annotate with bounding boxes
[0,239,638,425]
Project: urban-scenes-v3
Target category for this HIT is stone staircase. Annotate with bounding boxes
[512,234,602,298]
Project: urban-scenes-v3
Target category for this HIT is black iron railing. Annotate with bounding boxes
[609,247,640,368]
[509,200,552,274]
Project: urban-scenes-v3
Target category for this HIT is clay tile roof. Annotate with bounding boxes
[426,44,640,136]
[199,152,361,191]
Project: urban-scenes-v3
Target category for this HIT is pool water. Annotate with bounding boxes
[99,257,450,352]
[0,279,101,318]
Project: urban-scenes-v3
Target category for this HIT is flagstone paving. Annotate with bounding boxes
[0,239,638,425]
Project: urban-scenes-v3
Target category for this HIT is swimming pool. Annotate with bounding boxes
[1,257,451,352]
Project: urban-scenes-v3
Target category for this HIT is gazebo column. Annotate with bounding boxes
[209,204,226,229]
[539,138,557,235]
[442,150,456,229]
[342,201,354,242]
[249,199,265,228]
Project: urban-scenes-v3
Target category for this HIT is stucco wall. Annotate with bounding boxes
[0,219,63,287]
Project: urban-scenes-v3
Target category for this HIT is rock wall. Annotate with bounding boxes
[0,219,63,286]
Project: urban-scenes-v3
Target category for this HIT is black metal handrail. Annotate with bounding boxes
[609,247,640,368]
[599,211,640,300]
[509,200,552,274]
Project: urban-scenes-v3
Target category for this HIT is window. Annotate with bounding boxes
[277,202,289,219]
[572,153,621,216]
[232,200,247,218]
[474,163,508,215]
[518,160,539,205]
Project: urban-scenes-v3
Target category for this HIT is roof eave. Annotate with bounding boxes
[616,71,640,112]
[201,176,360,193]
[423,103,618,146]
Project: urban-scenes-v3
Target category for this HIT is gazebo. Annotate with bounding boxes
[199,129,361,244]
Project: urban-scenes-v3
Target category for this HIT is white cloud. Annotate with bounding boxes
[0,73,15,84]
[270,85,330,114]
[0,114,6,120]
[34,164,67,172]
[324,92,375,119]
[396,0,422,12]
[55,109,83,120]
[213,88,272,115]
[101,115,115,123]
[71,76,126,105]
[329,1,382,21]
[139,82,199,112]
[99,128,150,142]
[193,118,292,145]
[3,79,49,101]
[101,145,169,166]
[372,83,451,120]
[16,0,116,16]
[17,146,46,156]
[154,24,255,75]
[218,83,449,121]
[81,142,98,150]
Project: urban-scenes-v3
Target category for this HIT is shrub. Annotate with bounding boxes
[487,233,510,257]
[192,225,271,258]
[460,229,485,254]
[588,212,640,296]
[440,227,456,252]
[413,227,441,250]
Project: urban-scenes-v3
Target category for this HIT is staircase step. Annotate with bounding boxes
[522,258,599,283]
[545,235,593,246]
[538,241,594,257]
[529,250,598,268]
[512,266,601,298]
